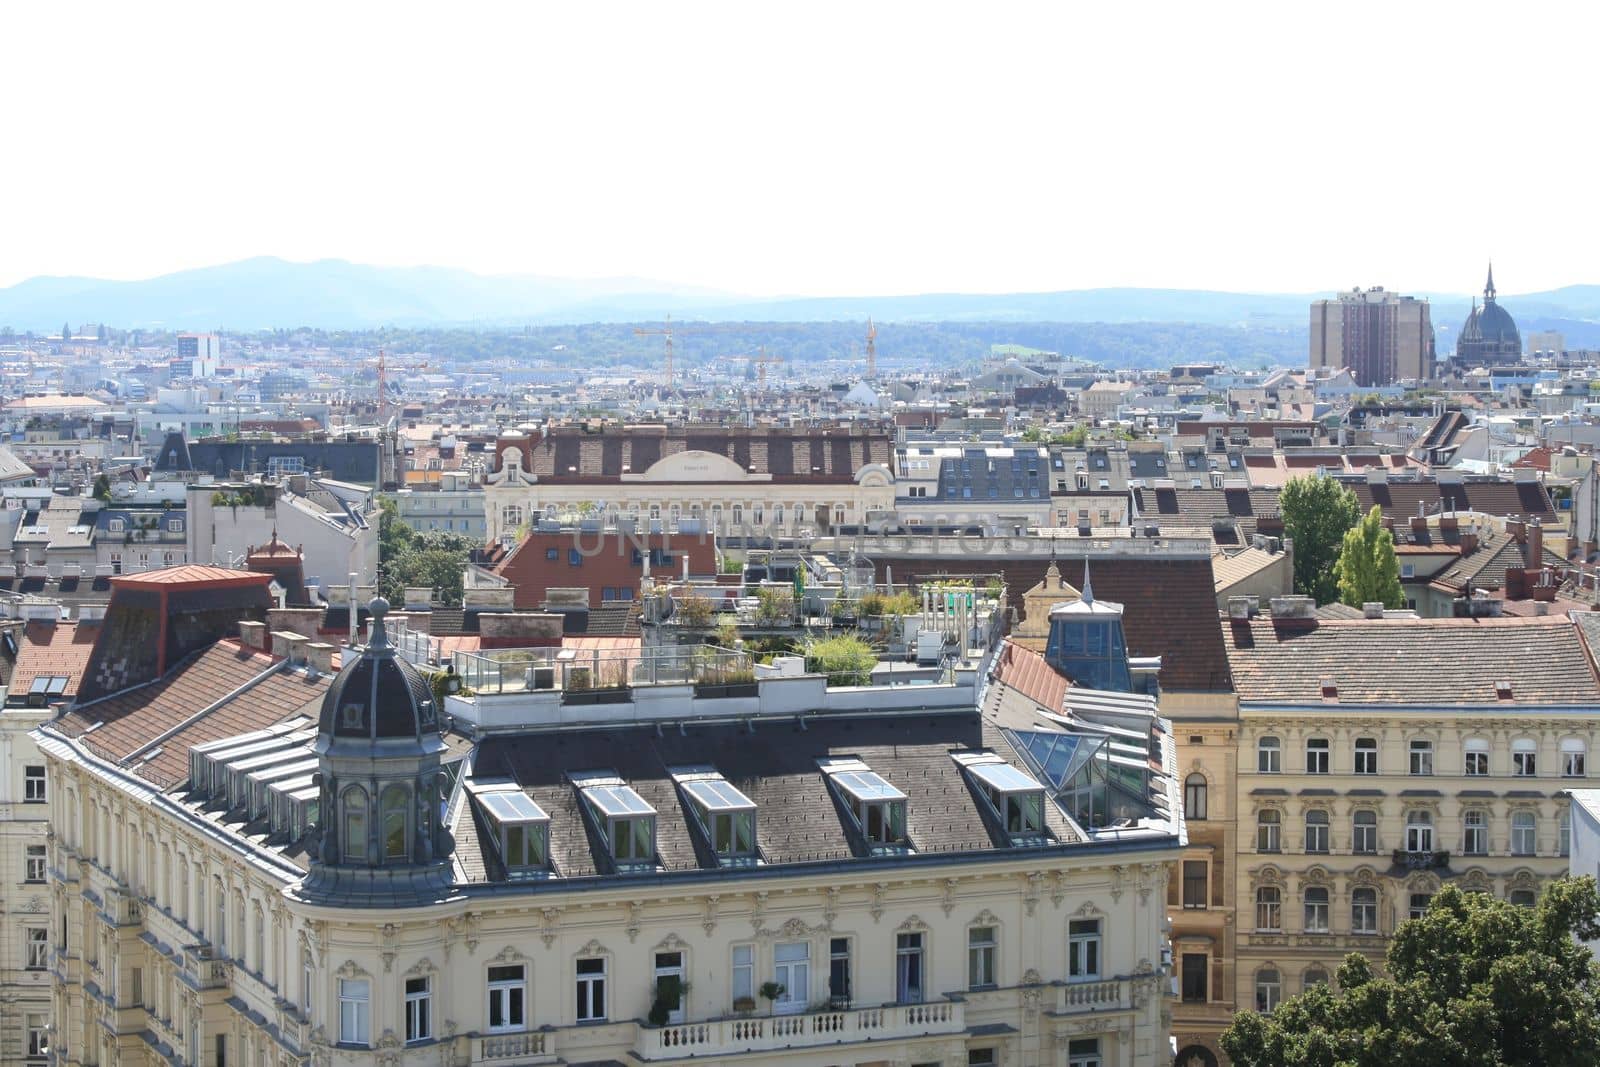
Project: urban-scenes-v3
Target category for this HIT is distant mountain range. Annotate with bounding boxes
[3,257,1600,348]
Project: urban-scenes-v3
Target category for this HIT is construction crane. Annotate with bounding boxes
[633,316,767,389]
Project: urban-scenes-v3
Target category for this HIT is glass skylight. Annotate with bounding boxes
[830,769,907,804]
[582,784,655,818]
[480,791,548,824]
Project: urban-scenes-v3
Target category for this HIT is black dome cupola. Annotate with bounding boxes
[318,597,438,740]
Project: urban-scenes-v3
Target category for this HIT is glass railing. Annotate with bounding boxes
[451,644,752,695]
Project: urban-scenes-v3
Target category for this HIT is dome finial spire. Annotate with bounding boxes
[1485,261,1496,302]
[1081,557,1094,605]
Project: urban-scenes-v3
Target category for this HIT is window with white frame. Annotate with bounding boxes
[731,945,754,1008]
[1303,887,1330,932]
[1513,738,1537,776]
[23,765,45,803]
[1464,809,1488,855]
[486,965,525,1032]
[338,978,370,1046]
[1352,887,1378,934]
[579,782,656,870]
[1511,811,1536,856]
[896,932,926,1003]
[301,951,314,1012]
[1257,809,1281,852]
[25,843,46,882]
[826,764,909,851]
[1255,886,1281,931]
[1354,736,1378,775]
[1405,810,1433,853]
[773,941,809,1013]
[25,926,47,969]
[1305,810,1329,854]
[1409,739,1433,776]
[26,1014,47,1058]
[1304,966,1329,991]
[1067,1037,1102,1067]
[404,976,432,1044]
[1068,918,1101,981]
[1257,736,1281,773]
[1563,739,1586,778]
[1305,737,1329,774]
[1255,968,1281,1012]
[576,957,607,1022]
[968,925,997,989]
[1465,738,1489,776]
[1353,808,1378,854]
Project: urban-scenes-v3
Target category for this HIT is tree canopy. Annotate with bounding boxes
[1280,475,1361,604]
[376,498,476,607]
[1337,504,1406,610]
[1222,879,1600,1067]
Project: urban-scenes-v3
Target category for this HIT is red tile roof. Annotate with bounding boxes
[11,621,99,703]
[113,565,273,588]
[990,642,1069,711]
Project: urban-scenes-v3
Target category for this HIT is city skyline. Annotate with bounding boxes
[2,1,1595,295]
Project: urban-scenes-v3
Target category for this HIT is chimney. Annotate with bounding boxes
[1507,517,1527,544]
[1528,517,1544,566]
[1269,595,1317,619]
[271,630,309,665]
[238,620,268,651]
[1458,529,1479,557]
[1362,602,1386,619]
[1227,596,1257,620]
[304,642,335,675]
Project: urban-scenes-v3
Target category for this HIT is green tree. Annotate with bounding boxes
[1337,505,1405,609]
[61,321,71,342]
[1224,879,1600,1067]
[375,499,475,607]
[1279,475,1361,604]
[91,473,112,502]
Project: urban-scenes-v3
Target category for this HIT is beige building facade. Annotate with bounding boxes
[1,702,53,1067]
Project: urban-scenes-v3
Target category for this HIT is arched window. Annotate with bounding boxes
[1303,886,1329,932]
[1303,966,1329,990]
[1305,809,1329,854]
[1562,738,1587,778]
[1464,737,1490,776]
[342,786,370,864]
[1463,809,1488,855]
[1255,886,1281,931]
[1354,736,1378,775]
[380,787,409,862]
[1405,810,1433,853]
[1184,774,1208,821]
[1510,889,1537,908]
[1257,809,1281,853]
[1512,738,1537,777]
[1511,811,1536,856]
[1257,736,1281,774]
[1255,968,1281,1013]
[1352,809,1378,854]
[1351,887,1378,933]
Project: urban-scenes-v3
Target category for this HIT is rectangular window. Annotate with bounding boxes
[23,765,45,803]
[773,941,809,1014]
[26,927,47,969]
[338,978,370,1046]
[895,932,925,1003]
[1068,919,1101,981]
[1304,888,1330,933]
[1354,738,1378,775]
[731,944,754,1005]
[130,966,143,1008]
[1067,1037,1102,1067]
[1513,742,1537,777]
[487,965,525,1032]
[25,844,46,882]
[576,957,607,1022]
[26,1013,47,1058]
[1465,744,1489,776]
[1353,811,1378,854]
[1464,811,1488,855]
[969,1050,997,1067]
[1305,738,1329,774]
[1352,890,1378,934]
[405,976,432,1044]
[1181,952,1207,1003]
[1182,860,1208,908]
[829,937,851,1002]
[967,926,997,989]
[545,547,558,561]
[1409,740,1433,776]
[1409,893,1432,920]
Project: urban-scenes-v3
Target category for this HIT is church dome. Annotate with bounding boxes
[318,597,438,740]
[1461,300,1519,345]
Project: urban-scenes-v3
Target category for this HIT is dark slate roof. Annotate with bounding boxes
[460,711,1073,883]
[1347,479,1558,527]
[496,426,892,483]
[1223,614,1600,705]
[1132,486,1281,539]
[172,439,382,485]
[936,450,1050,503]
[1434,531,1565,590]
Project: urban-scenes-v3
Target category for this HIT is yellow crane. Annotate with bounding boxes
[633,316,765,389]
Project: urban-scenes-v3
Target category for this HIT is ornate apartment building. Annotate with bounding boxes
[482,425,896,543]
[1,699,53,1067]
[1224,599,1600,1018]
[33,584,1184,1067]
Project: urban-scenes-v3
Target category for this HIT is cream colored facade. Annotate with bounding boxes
[38,730,1176,1067]
[484,448,895,544]
[1,704,53,1067]
[1233,708,1586,1015]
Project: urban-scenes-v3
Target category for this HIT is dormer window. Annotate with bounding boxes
[674,770,757,866]
[964,758,1047,843]
[578,780,656,870]
[479,791,550,875]
[823,761,908,851]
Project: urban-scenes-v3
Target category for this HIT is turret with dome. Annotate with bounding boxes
[1455,263,1522,366]
[301,596,456,901]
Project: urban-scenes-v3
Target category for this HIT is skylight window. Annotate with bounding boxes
[823,762,909,850]
[965,759,1047,842]
[676,771,757,865]
[577,779,656,869]
[480,791,550,874]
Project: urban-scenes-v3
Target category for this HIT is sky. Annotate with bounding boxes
[1,1,1594,297]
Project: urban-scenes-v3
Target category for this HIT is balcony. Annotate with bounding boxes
[474,1030,557,1064]
[1055,978,1133,1015]
[636,1000,965,1060]
[180,944,231,990]
[1392,849,1450,871]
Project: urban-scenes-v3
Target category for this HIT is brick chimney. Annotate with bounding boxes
[1458,529,1479,557]
[1528,517,1544,567]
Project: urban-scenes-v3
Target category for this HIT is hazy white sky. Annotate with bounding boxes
[1,1,1592,296]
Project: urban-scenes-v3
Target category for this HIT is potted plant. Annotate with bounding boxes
[648,975,688,1027]
[732,995,756,1015]
[759,981,785,1015]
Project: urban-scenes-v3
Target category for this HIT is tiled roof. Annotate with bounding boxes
[1435,531,1564,590]
[462,712,1076,881]
[990,643,1068,713]
[10,621,99,703]
[1349,480,1559,527]
[1223,614,1600,705]
[113,565,271,587]
[1132,487,1281,541]
[56,639,331,789]
[495,426,893,483]
[579,604,641,637]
